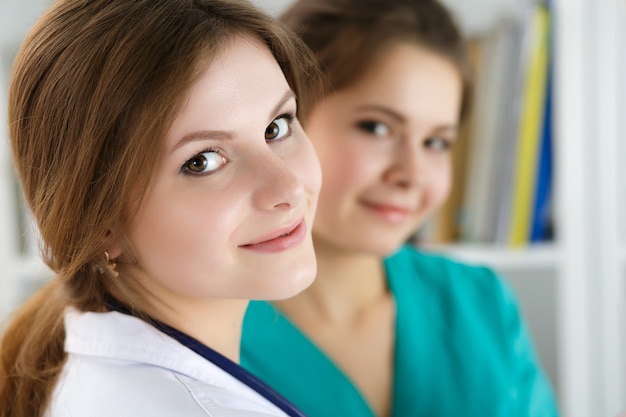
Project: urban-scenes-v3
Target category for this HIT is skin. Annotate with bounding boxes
[275,42,463,417]
[110,34,322,362]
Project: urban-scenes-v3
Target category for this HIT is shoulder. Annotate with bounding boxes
[385,245,525,331]
[388,247,559,415]
[48,354,208,416]
[387,245,493,274]
[48,353,283,417]
[386,245,513,299]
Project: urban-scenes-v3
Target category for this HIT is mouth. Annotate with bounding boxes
[239,218,307,253]
[361,201,413,223]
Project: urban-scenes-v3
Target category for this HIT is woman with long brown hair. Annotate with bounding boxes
[0,0,323,416]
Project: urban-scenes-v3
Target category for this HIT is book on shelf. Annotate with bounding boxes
[529,45,554,243]
[507,3,551,247]
[491,7,535,246]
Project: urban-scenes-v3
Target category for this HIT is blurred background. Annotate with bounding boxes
[0,1,624,416]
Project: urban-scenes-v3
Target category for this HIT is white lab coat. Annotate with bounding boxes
[45,308,290,417]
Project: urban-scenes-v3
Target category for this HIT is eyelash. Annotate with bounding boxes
[356,118,454,150]
[180,147,226,177]
[356,120,390,137]
[266,112,297,142]
[180,111,298,177]
[279,111,296,124]
[425,137,453,152]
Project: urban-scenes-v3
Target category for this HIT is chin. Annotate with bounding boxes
[371,245,403,258]
[354,234,408,257]
[275,264,317,299]
[251,261,317,301]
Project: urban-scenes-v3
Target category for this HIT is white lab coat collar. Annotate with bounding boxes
[64,308,235,387]
[50,308,289,416]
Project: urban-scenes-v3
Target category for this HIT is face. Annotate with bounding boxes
[118,35,321,305]
[307,43,462,255]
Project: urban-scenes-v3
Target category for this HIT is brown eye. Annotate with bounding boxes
[357,120,390,137]
[265,116,291,141]
[424,137,452,152]
[183,151,225,175]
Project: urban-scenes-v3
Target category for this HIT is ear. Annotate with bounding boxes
[106,241,124,260]
[104,230,124,259]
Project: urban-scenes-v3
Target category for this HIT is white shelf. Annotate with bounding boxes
[422,242,558,270]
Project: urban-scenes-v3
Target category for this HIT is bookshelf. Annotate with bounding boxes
[0,0,624,416]
[430,243,557,270]
[439,1,626,417]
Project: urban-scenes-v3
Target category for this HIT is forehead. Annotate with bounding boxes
[332,42,463,124]
[359,42,459,89]
[164,34,291,145]
[189,34,284,102]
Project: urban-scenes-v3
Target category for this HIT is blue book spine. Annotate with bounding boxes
[530,19,553,243]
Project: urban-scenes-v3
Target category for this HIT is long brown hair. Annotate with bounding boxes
[280,0,472,120]
[0,1,323,416]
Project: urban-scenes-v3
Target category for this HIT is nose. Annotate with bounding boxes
[383,138,423,189]
[251,151,306,211]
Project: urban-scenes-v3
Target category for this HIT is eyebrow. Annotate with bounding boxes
[173,130,233,152]
[355,104,459,134]
[270,89,297,119]
[172,89,297,152]
[355,104,406,123]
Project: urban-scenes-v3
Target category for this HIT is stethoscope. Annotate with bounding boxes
[105,299,307,417]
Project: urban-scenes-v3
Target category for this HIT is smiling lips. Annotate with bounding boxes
[239,219,307,253]
[362,201,413,223]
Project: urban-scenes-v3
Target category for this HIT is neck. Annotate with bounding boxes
[275,238,387,324]
[147,296,249,363]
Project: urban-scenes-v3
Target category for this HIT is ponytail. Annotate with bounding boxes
[0,281,67,417]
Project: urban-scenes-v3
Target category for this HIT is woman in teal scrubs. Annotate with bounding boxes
[242,0,559,415]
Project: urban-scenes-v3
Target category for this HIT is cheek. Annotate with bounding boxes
[426,161,453,208]
[129,192,232,268]
[301,141,323,199]
[128,199,239,297]
[316,140,381,198]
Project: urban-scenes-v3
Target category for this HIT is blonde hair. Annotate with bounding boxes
[0,1,323,416]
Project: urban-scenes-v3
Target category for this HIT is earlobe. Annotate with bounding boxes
[102,250,120,278]
[104,230,124,260]
[106,242,124,260]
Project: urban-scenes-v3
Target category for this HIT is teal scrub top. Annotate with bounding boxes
[241,246,559,417]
